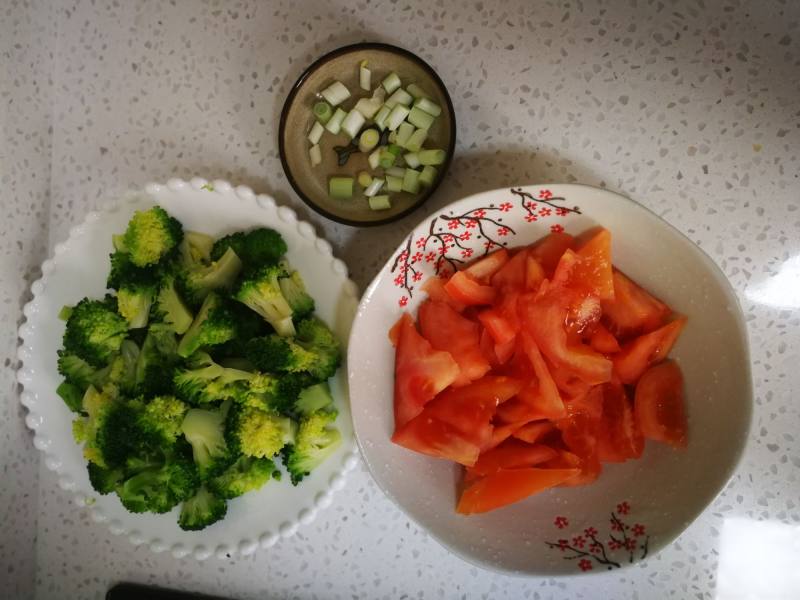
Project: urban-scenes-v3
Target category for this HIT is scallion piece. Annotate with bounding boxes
[313,101,333,124]
[358,171,373,188]
[405,128,427,153]
[413,96,442,117]
[358,128,380,153]
[359,60,371,91]
[385,88,413,109]
[368,147,382,169]
[382,72,401,94]
[388,130,397,144]
[379,149,396,169]
[373,105,391,130]
[387,143,403,156]
[406,83,430,100]
[407,106,435,130]
[385,174,403,193]
[418,148,447,166]
[403,152,421,168]
[341,110,366,140]
[368,195,391,211]
[363,177,385,197]
[401,168,421,194]
[386,105,410,131]
[395,122,415,148]
[329,176,354,199]
[307,121,325,145]
[320,81,351,107]
[385,166,406,178]
[309,144,322,167]
[354,97,381,119]
[418,165,437,187]
[325,107,347,134]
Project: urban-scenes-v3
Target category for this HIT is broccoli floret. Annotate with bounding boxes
[245,318,341,383]
[180,404,234,479]
[242,372,304,414]
[103,339,140,397]
[294,382,334,417]
[63,296,128,367]
[138,396,189,446]
[57,351,103,390]
[174,352,253,404]
[87,462,124,495]
[135,323,179,396]
[211,228,287,268]
[178,486,227,531]
[116,454,199,514]
[227,404,297,459]
[233,264,295,337]
[56,381,84,413]
[209,301,271,361]
[178,231,215,267]
[180,247,242,306]
[153,273,194,334]
[282,410,341,485]
[107,251,160,329]
[177,293,238,358]
[75,385,117,467]
[278,269,315,320]
[208,455,275,499]
[122,205,183,267]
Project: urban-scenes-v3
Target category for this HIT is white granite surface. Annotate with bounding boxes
[3,0,800,598]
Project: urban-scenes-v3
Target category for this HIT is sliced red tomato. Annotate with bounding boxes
[478,309,516,346]
[494,338,516,365]
[543,449,601,486]
[565,294,602,337]
[465,249,509,282]
[563,385,603,420]
[601,270,671,339]
[634,360,687,448]
[457,468,580,514]
[482,421,523,452]
[589,322,621,354]
[388,318,403,346]
[526,254,546,291]
[614,317,686,384]
[393,313,461,428]
[529,232,575,276]
[596,383,644,462]
[418,300,490,387]
[495,398,546,424]
[521,335,567,419]
[471,439,558,476]
[445,271,496,306]
[491,248,529,290]
[392,413,480,466]
[549,363,593,403]
[572,228,614,301]
[421,276,467,313]
[512,421,555,444]
[479,329,501,368]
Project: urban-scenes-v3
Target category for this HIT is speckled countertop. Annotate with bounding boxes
[3,0,799,598]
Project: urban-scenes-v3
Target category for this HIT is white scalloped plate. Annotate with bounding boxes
[17,178,360,560]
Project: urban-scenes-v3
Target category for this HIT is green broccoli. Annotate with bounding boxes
[153,273,194,335]
[63,296,128,367]
[177,293,238,358]
[56,381,85,413]
[138,396,189,446]
[107,251,160,329]
[122,205,183,267]
[180,247,242,306]
[281,409,341,485]
[135,323,179,396]
[208,301,271,360]
[57,351,104,390]
[115,454,199,514]
[87,462,125,495]
[178,231,215,267]
[73,385,118,467]
[227,404,297,459]
[242,371,304,414]
[233,264,295,337]
[180,404,234,478]
[294,382,334,417]
[208,455,276,499]
[173,352,253,404]
[210,228,287,268]
[178,486,228,531]
[102,339,140,397]
[278,268,315,320]
[244,317,341,383]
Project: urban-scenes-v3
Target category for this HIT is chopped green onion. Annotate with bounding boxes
[313,101,333,124]
[418,148,447,165]
[372,85,386,102]
[359,60,371,91]
[385,166,406,178]
[385,88,413,109]
[407,106,435,130]
[58,305,73,321]
[386,105,410,131]
[379,149,396,169]
[320,81,351,107]
[385,174,403,192]
[405,128,427,153]
[368,147,382,169]
[325,107,347,134]
[358,128,380,153]
[382,72,401,94]
[413,97,442,117]
[364,178,385,197]
[406,83,430,99]
[387,143,403,156]
[395,122,415,148]
[329,176,354,199]
[307,121,325,145]
[403,152,421,168]
[353,97,381,119]
[309,144,322,167]
[418,165,437,187]
[402,168,421,194]
[388,130,397,143]
[341,110,366,139]
[369,195,391,211]
[373,105,391,130]
[358,171,373,188]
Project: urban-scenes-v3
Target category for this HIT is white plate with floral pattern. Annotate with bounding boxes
[17,178,360,560]
[347,184,752,575]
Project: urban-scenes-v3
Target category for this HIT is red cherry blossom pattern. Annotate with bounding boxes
[556,207,569,217]
[554,516,569,529]
[411,251,423,263]
[499,201,513,212]
[465,219,477,229]
[572,536,585,548]
[447,220,460,230]
[412,271,423,282]
[578,559,593,572]
[610,519,623,532]
[393,275,403,287]
[461,248,474,259]
[459,231,472,241]
[632,524,646,537]
[472,209,487,218]
[557,539,569,551]
[538,207,552,217]
[550,224,565,234]
[415,237,427,249]
[425,252,436,263]
[617,502,631,515]
[497,227,510,236]
[625,538,637,551]
[484,240,496,250]
[539,189,553,200]
[589,542,602,555]
[398,296,408,307]
[525,213,538,222]
[584,527,598,538]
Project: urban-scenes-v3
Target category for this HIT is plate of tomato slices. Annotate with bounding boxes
[348,184,752,575]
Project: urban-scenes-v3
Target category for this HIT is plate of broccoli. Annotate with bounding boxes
[18,178,360,559]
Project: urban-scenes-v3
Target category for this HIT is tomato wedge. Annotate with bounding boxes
[470,439,558,476]
[393,313,461,428]
[596,383,643,462]
[465,249,509,282]
[601,270,671,339]
[418,300,490,387]
[513,421,555,444]
[614,317,686,384]
[445,271,496,306]
[526,254,546,291]
[478,309,516,346]
[457,468,580,514]
[482,421,523,451]
[422,276,466,313]
[572,228,614,301]
[529,232,575,276]
[589,322,621,354]
[521,335,567,419]
[392,413,481,466]
[491,248,529,290]
[634,360,687,448]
